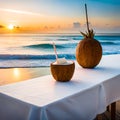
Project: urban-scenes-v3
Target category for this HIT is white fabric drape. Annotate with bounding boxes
[0,55,120,120]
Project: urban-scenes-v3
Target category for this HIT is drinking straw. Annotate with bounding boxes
[52,42,58,60]
[85,3,90,33]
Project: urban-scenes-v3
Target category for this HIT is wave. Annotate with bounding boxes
[23,43,65,49]
[0,53,120,68]
[100,41,119,45]
[0,59,55,68]
[72,37,82,40]
[0,54,75,60]
[0,54,75,68]
[57,38,70,41]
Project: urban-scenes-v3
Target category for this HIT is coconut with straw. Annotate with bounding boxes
[51,42,75,82]
[76,4,102,68]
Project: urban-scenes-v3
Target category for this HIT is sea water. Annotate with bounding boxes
[0,33,120,68]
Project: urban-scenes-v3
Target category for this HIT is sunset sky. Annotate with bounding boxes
[0,0,120,33]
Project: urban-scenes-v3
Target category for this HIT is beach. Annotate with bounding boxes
[0,67,50,85]
[0,0,120,119]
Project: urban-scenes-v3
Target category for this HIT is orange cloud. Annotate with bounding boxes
[0,25,4,28]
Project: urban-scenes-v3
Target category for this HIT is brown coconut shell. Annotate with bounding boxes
[50,61,75,82]
[76,38,102,68]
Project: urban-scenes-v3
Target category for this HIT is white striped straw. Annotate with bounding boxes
[52,42,58,60]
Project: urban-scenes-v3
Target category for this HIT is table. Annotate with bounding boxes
[0,55,120,120]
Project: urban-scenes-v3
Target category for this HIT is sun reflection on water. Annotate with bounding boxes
[13,68,20,78]
[0,68,50,85]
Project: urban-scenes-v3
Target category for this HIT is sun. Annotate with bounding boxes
[8,24,14,30]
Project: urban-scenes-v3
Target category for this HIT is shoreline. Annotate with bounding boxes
[0,67,50,86]
[0,54,120,86]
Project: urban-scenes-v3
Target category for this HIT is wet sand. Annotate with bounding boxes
[0,67,50,85]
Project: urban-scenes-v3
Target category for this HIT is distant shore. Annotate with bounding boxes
[0,67,50,86]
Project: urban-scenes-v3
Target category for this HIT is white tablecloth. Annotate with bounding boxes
[0,55,120,120]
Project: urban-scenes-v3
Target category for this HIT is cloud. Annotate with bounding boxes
[73,22,81,28]
[83,22,91,26]
[0,25,4,28]
[105,24,110,26]
[0,8,44,16]
[44,26,48,29]
[14,26,20,29]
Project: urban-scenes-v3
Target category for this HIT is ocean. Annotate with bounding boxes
[0,33,120,68]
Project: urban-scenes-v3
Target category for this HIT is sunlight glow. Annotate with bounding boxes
[8,24,14,30]
[13,68,20,77]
